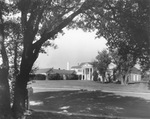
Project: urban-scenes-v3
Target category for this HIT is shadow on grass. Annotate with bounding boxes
[29,90,150,119]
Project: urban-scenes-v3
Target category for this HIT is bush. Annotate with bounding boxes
[48,73,63,80]
[34,74,46,80]
[29,74,36,81]
[67,74,78,80]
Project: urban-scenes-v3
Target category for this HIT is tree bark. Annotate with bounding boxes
[12,46,37,118]
[0,9,12,118]
[102,73,105,83]
[12,63,30,118]
[0,68,12,119]
[12,74,28,119]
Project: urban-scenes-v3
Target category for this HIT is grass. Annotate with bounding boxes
[28,90,150,119]
[26,111,117,119]
[30,80,150,93]
[27,80,150,119]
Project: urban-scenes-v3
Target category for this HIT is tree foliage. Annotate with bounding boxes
[74,0,150,71]
[93,49,111,81]
[9,0,104,118]
[110,49,136,84]
[4,20,23,76]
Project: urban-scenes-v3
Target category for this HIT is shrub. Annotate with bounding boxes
[29,74,36,81]
[34,74,46,80]
[48,73,63,80]
[67,74,78,80]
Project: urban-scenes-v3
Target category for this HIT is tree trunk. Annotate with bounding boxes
[0,68,12,119]
[102,73,105,83]
[120,74,124,85]
[12,57,31,118]
[12,48,37,118]
[0,10,12,119]
[121,73,128,85]
[12,74,28,119]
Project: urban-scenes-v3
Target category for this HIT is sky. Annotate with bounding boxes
[35,29,107,69]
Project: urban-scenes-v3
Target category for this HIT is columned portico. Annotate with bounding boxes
[71,62,94,81]
[81,63,93,81]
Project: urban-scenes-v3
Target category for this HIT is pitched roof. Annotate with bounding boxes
[34,68,51,74]
[48,69,75,75]
[79,62,92,67]
[35,68,76,75]
[71,62,92,69]
[71,65,82,69]
[130,67,141,74]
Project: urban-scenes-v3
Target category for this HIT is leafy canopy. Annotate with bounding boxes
[93,49,111,76]
[73,0,150,71]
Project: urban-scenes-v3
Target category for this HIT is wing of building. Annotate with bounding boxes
[34,68,76,80]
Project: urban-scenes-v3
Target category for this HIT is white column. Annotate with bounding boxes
[82,69,84,80]
[91,68,93,81]
[133,74,135,82]
[85,68,86,80]
[89,68,91,80]
[83,68,85,80]
[86,68,87,80]
[86,68,89,80]
[46,73,48,80]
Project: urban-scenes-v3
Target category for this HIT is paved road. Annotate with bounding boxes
[30,80,150,100]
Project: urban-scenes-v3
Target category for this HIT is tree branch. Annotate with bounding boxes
[33,6,45,36]
[0,11,9,69]
[33,1,89,48]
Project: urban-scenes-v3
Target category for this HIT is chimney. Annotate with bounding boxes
[67,62,70,70]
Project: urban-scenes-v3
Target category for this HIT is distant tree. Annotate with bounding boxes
[110,49,136,84]
[92,69,98,81]
[94,50,111,82]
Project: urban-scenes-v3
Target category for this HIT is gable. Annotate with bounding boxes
[80,62,93,68]
[130,67,141,74]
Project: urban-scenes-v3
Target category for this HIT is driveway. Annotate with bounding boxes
[30,80,150,100]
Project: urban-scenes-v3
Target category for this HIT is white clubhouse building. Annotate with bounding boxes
[71,62,94,81]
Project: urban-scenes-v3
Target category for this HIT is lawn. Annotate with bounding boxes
[27,80,150,119]
[30,80,150,93]
[26,111,111,119]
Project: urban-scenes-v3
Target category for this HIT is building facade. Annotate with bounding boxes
[34,68,76,80]
[128,67,141,83]
[71,62,94,81]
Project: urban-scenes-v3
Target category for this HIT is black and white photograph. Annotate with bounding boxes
[0,0,150,119]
